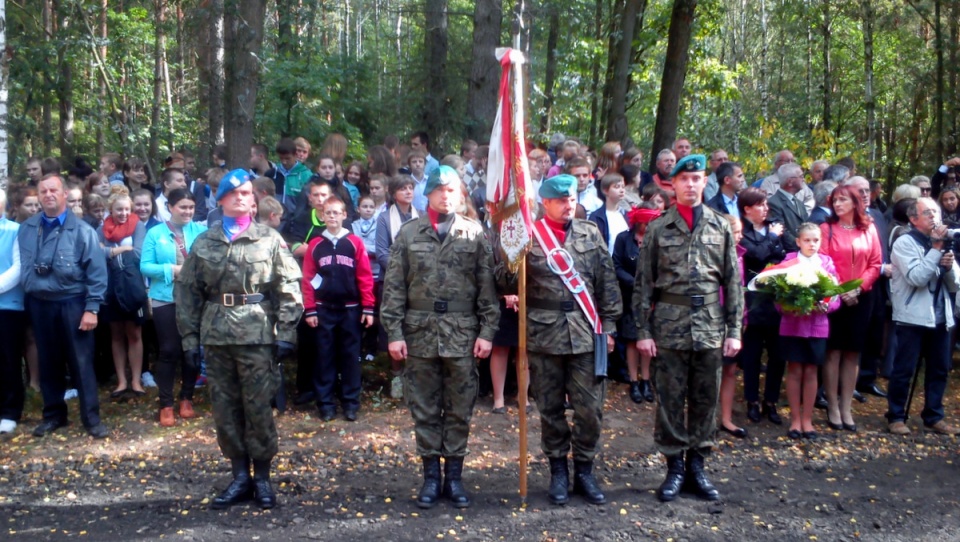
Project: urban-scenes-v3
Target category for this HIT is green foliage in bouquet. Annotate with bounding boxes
[755,270,863,316]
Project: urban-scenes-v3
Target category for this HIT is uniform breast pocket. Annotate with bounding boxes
[243,249,273,285]
[572,239,598,282]
[658,236,687,267]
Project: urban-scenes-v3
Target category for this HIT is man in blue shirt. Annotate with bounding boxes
[705,162,745,219]
[18,174,109,439]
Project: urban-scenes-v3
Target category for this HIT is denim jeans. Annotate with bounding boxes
[885,323,952,426]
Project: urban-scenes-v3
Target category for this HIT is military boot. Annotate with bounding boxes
[442,457,471,508]
[657,453,685,502]
[684,450,720,501]
[417,456,442,509]
[211,457,253,509]
[572,460,606,505]
[547,457,570,505]
[252,459,277,509]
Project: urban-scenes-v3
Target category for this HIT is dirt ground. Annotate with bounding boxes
[2,363,959,542]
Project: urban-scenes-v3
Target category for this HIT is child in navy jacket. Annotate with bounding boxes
[301,197,375,421]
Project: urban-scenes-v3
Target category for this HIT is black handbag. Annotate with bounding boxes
[110,251,148,313]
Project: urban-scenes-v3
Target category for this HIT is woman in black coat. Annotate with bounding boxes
[738,188,787,426]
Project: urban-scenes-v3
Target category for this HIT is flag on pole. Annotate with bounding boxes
[486,48,534,272]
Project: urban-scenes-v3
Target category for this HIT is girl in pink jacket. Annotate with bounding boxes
[779,223,841,440]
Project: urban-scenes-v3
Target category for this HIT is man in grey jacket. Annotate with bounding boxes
[19,174,109,439]
[886,197,960,436]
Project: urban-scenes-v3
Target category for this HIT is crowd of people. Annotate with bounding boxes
[0,130,958,509]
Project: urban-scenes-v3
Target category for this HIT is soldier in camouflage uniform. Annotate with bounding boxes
[176,169,303,510]
[380,166,499,509]
[523,174,622,506]
[633,155,743,502]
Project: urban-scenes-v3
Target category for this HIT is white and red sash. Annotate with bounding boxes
[531,219,602,334]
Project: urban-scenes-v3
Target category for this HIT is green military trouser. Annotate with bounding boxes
[653,347,722,456]
[205,345,280,461]
[529,352,606,462]
[404,355,478,458]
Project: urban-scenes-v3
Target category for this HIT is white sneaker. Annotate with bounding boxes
[390,376,403,400]
[0,419,16,433]
[64,389,78,400]
[141,372,157,388]
[365,354,376,363]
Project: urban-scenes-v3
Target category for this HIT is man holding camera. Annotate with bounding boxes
[18,174,109,439]
[886,197,960,435]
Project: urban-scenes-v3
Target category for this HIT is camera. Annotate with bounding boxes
[34,263,52,276]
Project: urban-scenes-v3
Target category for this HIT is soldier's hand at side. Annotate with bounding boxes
[723,338,742,357]
[361,314,374,328]
[305,316,318,328]
[637,339,657,358]
[79,311,98,331]
[389,341,407,361]
[474,338,493,359]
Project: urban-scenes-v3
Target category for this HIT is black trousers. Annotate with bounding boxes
[153,303,198,408]
[0,309,26,421]
[26,296,101,428]
[740,322,785,405]
[313,305,363,411]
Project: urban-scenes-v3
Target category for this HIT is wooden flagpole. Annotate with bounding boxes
[513,8,529,506]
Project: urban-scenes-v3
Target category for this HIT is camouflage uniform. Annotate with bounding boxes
[633,205,743,456]
[380,215,499,458]
[525,219,622,462]
[176,222,303,461]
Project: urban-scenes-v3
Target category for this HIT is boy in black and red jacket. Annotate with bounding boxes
[301,197,375,421]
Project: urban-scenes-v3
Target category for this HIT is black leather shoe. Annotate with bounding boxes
[33,419,68,437]
[720,425,748,439]
[417,456,442,509]
[293,391,316,406]
[343,409,358,422]
[87,423,110,439]
[640,380,655,403]
[853,390,867,403]
[319,408,336,422]
[547,457,569,505]
[857,383,887,398]
[802,431,818,440]
[684,451,720,501]
[211,476,253,509]
[442,457,471,508]
[827,420,843,430]
[763,403,783,425]
[657,453,685,502]
[628,382,644,404]
[572,461,606,505]
[746,403,761,423]
[787,429,802,439]
[253,478,276,509]
[842,423,858,432]
[814,391,828,410]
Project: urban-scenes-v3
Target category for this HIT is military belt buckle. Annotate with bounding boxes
[223,293,235,307]
[560,300,575,312]
[434,301,448,313]
[690,295,705,307]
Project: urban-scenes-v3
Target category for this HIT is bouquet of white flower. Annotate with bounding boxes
[748,259,862,316]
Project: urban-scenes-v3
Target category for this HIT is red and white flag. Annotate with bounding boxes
[486,48,535,272]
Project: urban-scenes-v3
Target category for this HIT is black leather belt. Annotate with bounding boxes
[216,293,265,306]
[527,298,577,312]
[658,291,719,307]
[407,300,474,313]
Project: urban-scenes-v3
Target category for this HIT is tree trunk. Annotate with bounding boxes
[42,0,53,156]
[209,0,225,148]
[422,0,449,143]
[54,0,74,161]
[150,0,166,164]
[935,0,944,160]
[950,1,959,155]
[821,0,831,132]
[276,0,298,135]
[465,0,502,141]
[861,0,875,175]
[758,0,768,120]
[96,0,107,157]
[222,0,267,169]
[539,6,560,135]
[649,0,697,172]
[604,0,647,143]
[588,0,603,146]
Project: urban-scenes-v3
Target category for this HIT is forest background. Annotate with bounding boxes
[4,0,959,187]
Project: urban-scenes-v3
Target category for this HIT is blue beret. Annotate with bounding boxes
[423,165,461,196]
[216,169,254,201]
[539,174,578,199]
[669,154,706,178]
